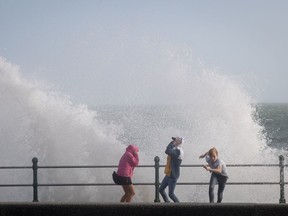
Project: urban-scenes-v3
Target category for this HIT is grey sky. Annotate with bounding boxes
[1,0,288,105]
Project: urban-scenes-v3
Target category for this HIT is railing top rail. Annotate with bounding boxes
[37,165,159,169]
[225,164,280,167]
[181,164,280,167]
[0,166,32,169]
[38,165,118,169]
[0,164,283,169]
[0,184,32,187]
[38,164,282,169]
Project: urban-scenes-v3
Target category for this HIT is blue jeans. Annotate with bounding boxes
[209,173,228,203]
[159,175,179,202]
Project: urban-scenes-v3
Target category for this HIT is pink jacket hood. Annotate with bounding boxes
[126,144,139,154]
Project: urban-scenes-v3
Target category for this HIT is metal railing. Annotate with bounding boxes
[0,156,286,203]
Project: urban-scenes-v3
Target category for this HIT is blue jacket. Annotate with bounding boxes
[165,141,183,179]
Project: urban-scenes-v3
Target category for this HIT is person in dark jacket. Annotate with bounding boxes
[159,136,184,202]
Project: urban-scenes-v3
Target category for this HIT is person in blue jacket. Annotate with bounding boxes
[159,136,184,202]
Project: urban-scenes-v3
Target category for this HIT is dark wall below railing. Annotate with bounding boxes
[0,203,288,216]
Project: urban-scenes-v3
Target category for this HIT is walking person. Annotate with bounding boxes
[199,147,228,203]
[159,136,184,203]
[112,144,139,202]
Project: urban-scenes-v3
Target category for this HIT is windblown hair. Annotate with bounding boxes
[208,147,218,157]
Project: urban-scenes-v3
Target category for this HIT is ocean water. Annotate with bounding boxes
[1,57,288,203]
[255,103,288,151]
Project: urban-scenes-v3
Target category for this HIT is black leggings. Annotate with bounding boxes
[209,173,228,203]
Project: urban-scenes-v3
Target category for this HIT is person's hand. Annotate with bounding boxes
[203,165,210,171]
[199,152,208,159]
[199,154,205,159]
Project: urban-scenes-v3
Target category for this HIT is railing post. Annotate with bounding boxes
[32,157,39,202]
[154,156,160,202]
[279,155,286,203]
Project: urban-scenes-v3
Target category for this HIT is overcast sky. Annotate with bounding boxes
[1,0,288,105]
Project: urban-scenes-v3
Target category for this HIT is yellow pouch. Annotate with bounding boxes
[164,155,172,176]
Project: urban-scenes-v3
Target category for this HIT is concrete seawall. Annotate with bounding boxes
[0,202,288,216]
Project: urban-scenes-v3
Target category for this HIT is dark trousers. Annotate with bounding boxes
[159,175,179,202]
[209,173,228,203]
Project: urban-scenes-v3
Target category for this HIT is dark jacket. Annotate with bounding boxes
[165,141,183,179]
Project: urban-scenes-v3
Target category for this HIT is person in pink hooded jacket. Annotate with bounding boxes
[113,144,139,202]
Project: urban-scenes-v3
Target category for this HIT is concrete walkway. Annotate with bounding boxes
[0,202,288,216]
